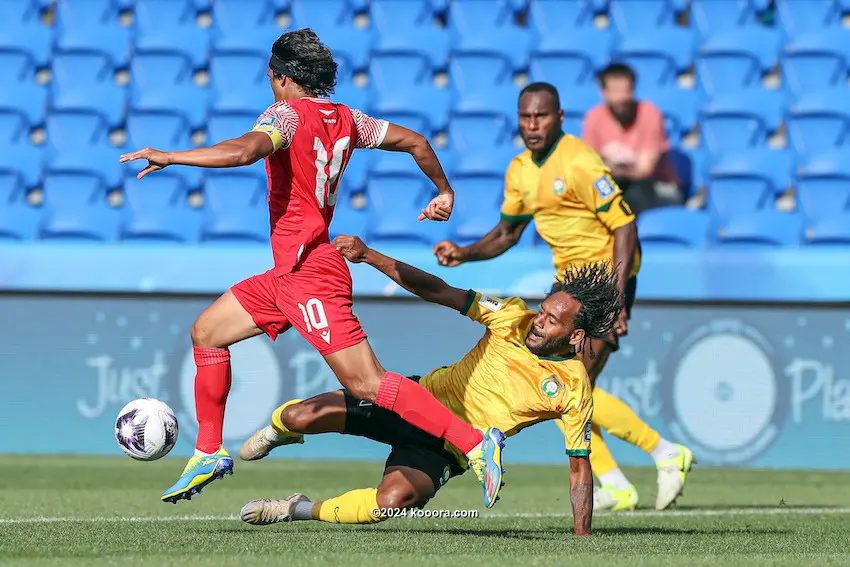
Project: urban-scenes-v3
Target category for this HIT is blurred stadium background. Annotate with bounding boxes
[1,0,849,473]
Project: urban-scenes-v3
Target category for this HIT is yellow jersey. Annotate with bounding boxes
[500,134,641,279]
[420,290,593,462]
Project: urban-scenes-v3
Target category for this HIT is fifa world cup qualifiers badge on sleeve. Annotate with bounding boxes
[372,508,480,519]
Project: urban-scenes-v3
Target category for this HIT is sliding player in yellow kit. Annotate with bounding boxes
[236,235,624,536]
[434,82,695,511]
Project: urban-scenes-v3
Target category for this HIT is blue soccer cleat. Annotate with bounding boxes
[466,427,506,509]
[161,447,234,503]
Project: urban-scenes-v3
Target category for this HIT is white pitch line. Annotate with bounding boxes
[2,507,850,525]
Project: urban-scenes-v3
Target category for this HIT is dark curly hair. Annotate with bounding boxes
[269,28,337,97]
[549,262,622,341]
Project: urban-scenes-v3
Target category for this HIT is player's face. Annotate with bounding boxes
[518,92,564,155]
[525,292,585,358]
[267,68,286,101]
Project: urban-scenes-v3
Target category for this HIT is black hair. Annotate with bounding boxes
[597,63,637,88]
[519,82,561,111]
[269,28,337,97]
[549,262,622,343]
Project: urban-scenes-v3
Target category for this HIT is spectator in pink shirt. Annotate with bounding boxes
[582,63,681,215]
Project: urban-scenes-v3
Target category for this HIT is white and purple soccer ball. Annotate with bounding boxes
[115,398,179,461]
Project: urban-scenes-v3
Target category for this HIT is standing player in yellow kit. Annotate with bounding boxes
[434,82,695,511]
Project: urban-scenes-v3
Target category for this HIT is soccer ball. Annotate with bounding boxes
[115,398,179,461]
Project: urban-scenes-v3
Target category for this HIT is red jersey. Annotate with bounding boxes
[251,97,389,275]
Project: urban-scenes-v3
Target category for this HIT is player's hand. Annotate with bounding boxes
[419,192,453,222]
[333,234,369,263]
[119,147,171,180]
[614,308,628,337]
[433,240,467,267]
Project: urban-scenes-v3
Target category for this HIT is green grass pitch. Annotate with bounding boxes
[2,456,849,567]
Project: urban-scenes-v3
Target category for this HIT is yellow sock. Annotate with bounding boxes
[589,423,618,476]
[593,388,660,454]
[270,399,304,436]
[316,488,384,524]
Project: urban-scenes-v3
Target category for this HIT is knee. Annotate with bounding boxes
[377,483,429,511]
[190,316,214,348]
[279,403,313,432]
[344,374,381,402]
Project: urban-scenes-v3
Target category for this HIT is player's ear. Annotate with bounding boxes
[569,328,585,347]
[557,108,565,124]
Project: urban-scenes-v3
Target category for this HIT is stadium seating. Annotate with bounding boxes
[0,0,846,250]
[805,213,850,246]
[715,211,804,248]
[637,207,711,249]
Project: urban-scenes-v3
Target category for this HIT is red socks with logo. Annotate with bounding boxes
[193,347,232,454]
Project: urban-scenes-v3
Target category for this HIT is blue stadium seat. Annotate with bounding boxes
[55,0,132,66]
[777,0,842,36]
[366,176,447,245]
[130,52,209,128]
[697,27,781,91]
[610,0,679,31]
[451,54,519,116]
[787,91,850,158]
[334,82,372,114]
[211,0,283,56]
[669,147,707,198]
[706,179,772,218]
[290,0,372,73]
[205,112,268,179]
[0,115,44,188]
[530,28,614,83]
[46,111,122,187]
[134,0,210,67]
[40,173,120,241]
[691,0,758,37]
[805,213,850,247]
[1,51,36,82]
[560,86,600,137]
[709,149,794,196]
[715,211,804,248]
[0,80,46,128]
[700,89,784,152]
[341,152,370,193]
[529,0,596,35]
[124,112,203,188]
[371,0,451,68]
[448,0,535,69]
[201,172,270,243]
[449,114,518,176]
[328,192,368,242]
[449,175,503,245]
[51,51,126,126]
[636,207,710,248]
[0,0,53,67]
[649,88,699,138]
[695,54,764,95]
[0,175,39,240]
[368,147,456,178]
[529,53,596,88]
[210,53,270,116]
[797,179,850,220]
[782,53,848,95]
[121,174,201,242]
[370,54,453,131]
[798,150,850,181]
[613,28,696,86]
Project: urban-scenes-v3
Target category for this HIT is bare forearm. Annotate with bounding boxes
[569,457,593,536]
[167,139,264,169]
[409,138,452,195]
[613,222,637,295]
[463,220,525,262]
[364,249,455,307]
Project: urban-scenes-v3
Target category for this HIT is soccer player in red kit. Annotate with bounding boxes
[119,29,505,507]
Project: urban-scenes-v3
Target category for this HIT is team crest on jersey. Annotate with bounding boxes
[583,419,592,443]
[552,177,566,195]
[541,376,563,397]
[478,295,503,312]
[593,175,615,199]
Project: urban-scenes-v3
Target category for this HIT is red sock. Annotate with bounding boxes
[375,372,483,454]
[193,347,232,454]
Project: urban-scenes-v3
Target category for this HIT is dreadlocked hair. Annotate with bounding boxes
[549,262,622,343]
[270,28,337,97]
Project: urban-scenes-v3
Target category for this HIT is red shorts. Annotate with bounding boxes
[231,243,367,355]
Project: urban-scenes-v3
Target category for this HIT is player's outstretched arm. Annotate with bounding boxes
[334,235,468,312]
[378,123,454,222]
[569,455,593,537]
[433,218,529,267]
[119,132,275,180]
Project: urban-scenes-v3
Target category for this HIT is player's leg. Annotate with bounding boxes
[279,245,505,508]
[163,272,289,503]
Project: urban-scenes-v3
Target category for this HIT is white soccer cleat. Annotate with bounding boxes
[593,484,639,511]
[655,444,696,510]
[240,493,310,525]
[239,425,303,461]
